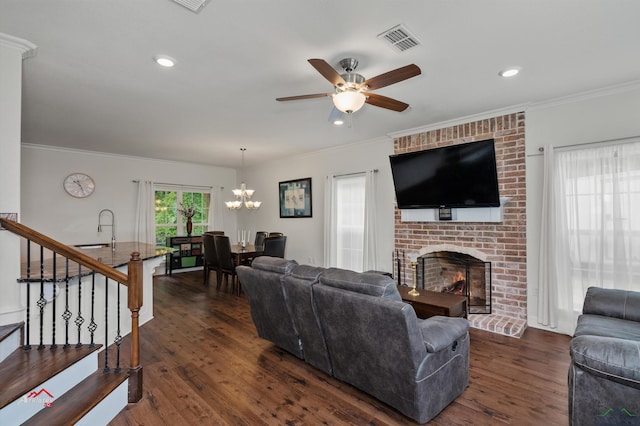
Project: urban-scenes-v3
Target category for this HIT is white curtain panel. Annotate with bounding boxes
[134,180,155,245]
[323,175,336,268]
[363,170,378,272]
[539,139,640,334]
[207,186,224,232]
[537,145,558,328]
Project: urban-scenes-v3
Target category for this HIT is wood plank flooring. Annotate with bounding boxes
[109,271,571,425]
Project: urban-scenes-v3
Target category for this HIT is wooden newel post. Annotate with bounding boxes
[127,251,143,403]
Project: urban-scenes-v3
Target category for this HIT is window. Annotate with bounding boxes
[154,188,210,245]
[333,174,366,271]
[539,139,640,333]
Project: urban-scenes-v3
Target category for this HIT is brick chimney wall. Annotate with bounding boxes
[393,112,527,337]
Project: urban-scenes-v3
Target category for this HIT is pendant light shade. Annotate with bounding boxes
[332,90,366,113]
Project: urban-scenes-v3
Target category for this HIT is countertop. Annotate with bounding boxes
[20,242,172,282]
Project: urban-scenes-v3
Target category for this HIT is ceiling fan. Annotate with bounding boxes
[276,58,421,115]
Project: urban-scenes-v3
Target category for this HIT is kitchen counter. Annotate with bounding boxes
[20,242,172,282]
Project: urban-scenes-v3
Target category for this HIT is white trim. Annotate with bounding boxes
[0,32,37,59]
[388,104,530,139]
[527,80,640,111]
[21,143,234,170]
[389,80,640,139]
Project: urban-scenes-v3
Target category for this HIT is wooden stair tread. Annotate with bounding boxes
[0,322,23,343]
[23,370,128,426]
[0,345,101,409]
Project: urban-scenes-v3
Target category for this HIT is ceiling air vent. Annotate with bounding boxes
[170,0,210,13]
[377,24,421,52]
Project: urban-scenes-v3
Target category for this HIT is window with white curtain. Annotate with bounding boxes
[538,139,640,333]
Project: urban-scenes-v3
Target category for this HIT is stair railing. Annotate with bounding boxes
[0,218,144,403]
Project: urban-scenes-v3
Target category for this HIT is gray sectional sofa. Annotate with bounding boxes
[236,256,470,424]
[569,287,640,425]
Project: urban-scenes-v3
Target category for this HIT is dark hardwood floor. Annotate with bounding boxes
[109,271,571,425]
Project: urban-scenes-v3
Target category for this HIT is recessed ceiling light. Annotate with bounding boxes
[333,119,344,126]
[499,67,521,78]
[154,55,176,68]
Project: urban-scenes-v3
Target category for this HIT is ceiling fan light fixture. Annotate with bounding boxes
[333,91,366,113]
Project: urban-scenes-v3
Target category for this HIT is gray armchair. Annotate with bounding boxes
[313,268,469,423]
[236,257,301,358]
[569,287,640,425]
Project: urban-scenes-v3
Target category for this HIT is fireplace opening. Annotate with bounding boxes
[418,251,491,315]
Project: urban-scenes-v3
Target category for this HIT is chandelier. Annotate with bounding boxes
[226,148,261,210]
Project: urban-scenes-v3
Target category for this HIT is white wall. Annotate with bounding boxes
[0,34,35,325]
[21,145,238,246]
[525,84,640,332]
[238,137,396,272]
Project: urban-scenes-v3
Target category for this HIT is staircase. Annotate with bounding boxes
[0,218,145,425]
[0,322,128,425]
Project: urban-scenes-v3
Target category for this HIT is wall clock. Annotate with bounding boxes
[63,172,95,198]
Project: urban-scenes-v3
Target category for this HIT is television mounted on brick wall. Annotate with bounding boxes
[389,138,500,209]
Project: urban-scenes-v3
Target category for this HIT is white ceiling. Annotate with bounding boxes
[2,0,640,168]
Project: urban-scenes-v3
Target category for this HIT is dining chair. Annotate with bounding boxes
[268,232,284,237]
[263,235,287,258]
[214,235,240,295]
[204,230,225,236]
[254,231,268,247]
[202,233,220,287]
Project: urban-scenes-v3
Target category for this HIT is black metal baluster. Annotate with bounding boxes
[103,277,110,372]
[88,272,97,347]
[63,259,72,348]
[37,245,46,350]
[50,253,57,350]
[75,264,84,348]
[24,241,31,350]
[114,282,122,372]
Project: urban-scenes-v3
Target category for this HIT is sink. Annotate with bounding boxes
[74,243,109,249]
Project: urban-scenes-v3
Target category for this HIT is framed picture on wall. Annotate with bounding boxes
[279,177,312,218]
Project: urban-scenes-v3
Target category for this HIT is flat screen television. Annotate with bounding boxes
[389,139,500,209]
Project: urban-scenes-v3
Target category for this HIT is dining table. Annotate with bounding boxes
[231,244,264,265]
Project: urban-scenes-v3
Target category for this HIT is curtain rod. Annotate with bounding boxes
[531,135,640,156]
[132,180,214,190]
[333,169,379,178]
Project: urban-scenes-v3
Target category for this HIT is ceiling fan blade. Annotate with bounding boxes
[276,93,333,102]
[361,64,421,91]
[365,93,410,112]
[308,59,347,88]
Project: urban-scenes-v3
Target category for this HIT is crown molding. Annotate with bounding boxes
[388,104,530,139]
[0,33,37,59]
[526,80,640,111]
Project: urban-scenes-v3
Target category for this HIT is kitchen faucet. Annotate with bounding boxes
[98,209,116,250]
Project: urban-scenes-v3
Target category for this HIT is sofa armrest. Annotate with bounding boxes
[582,287,640,322]
[418,316,469,353]
[570,335,640,389]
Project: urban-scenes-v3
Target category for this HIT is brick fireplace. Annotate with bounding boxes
[394,112,527,337]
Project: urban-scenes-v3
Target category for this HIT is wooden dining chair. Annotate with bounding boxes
[254,231,268,247]
[268,232,283,237]
[263,235,287,258]
[213,235,239,295]
[202,233,220,287]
